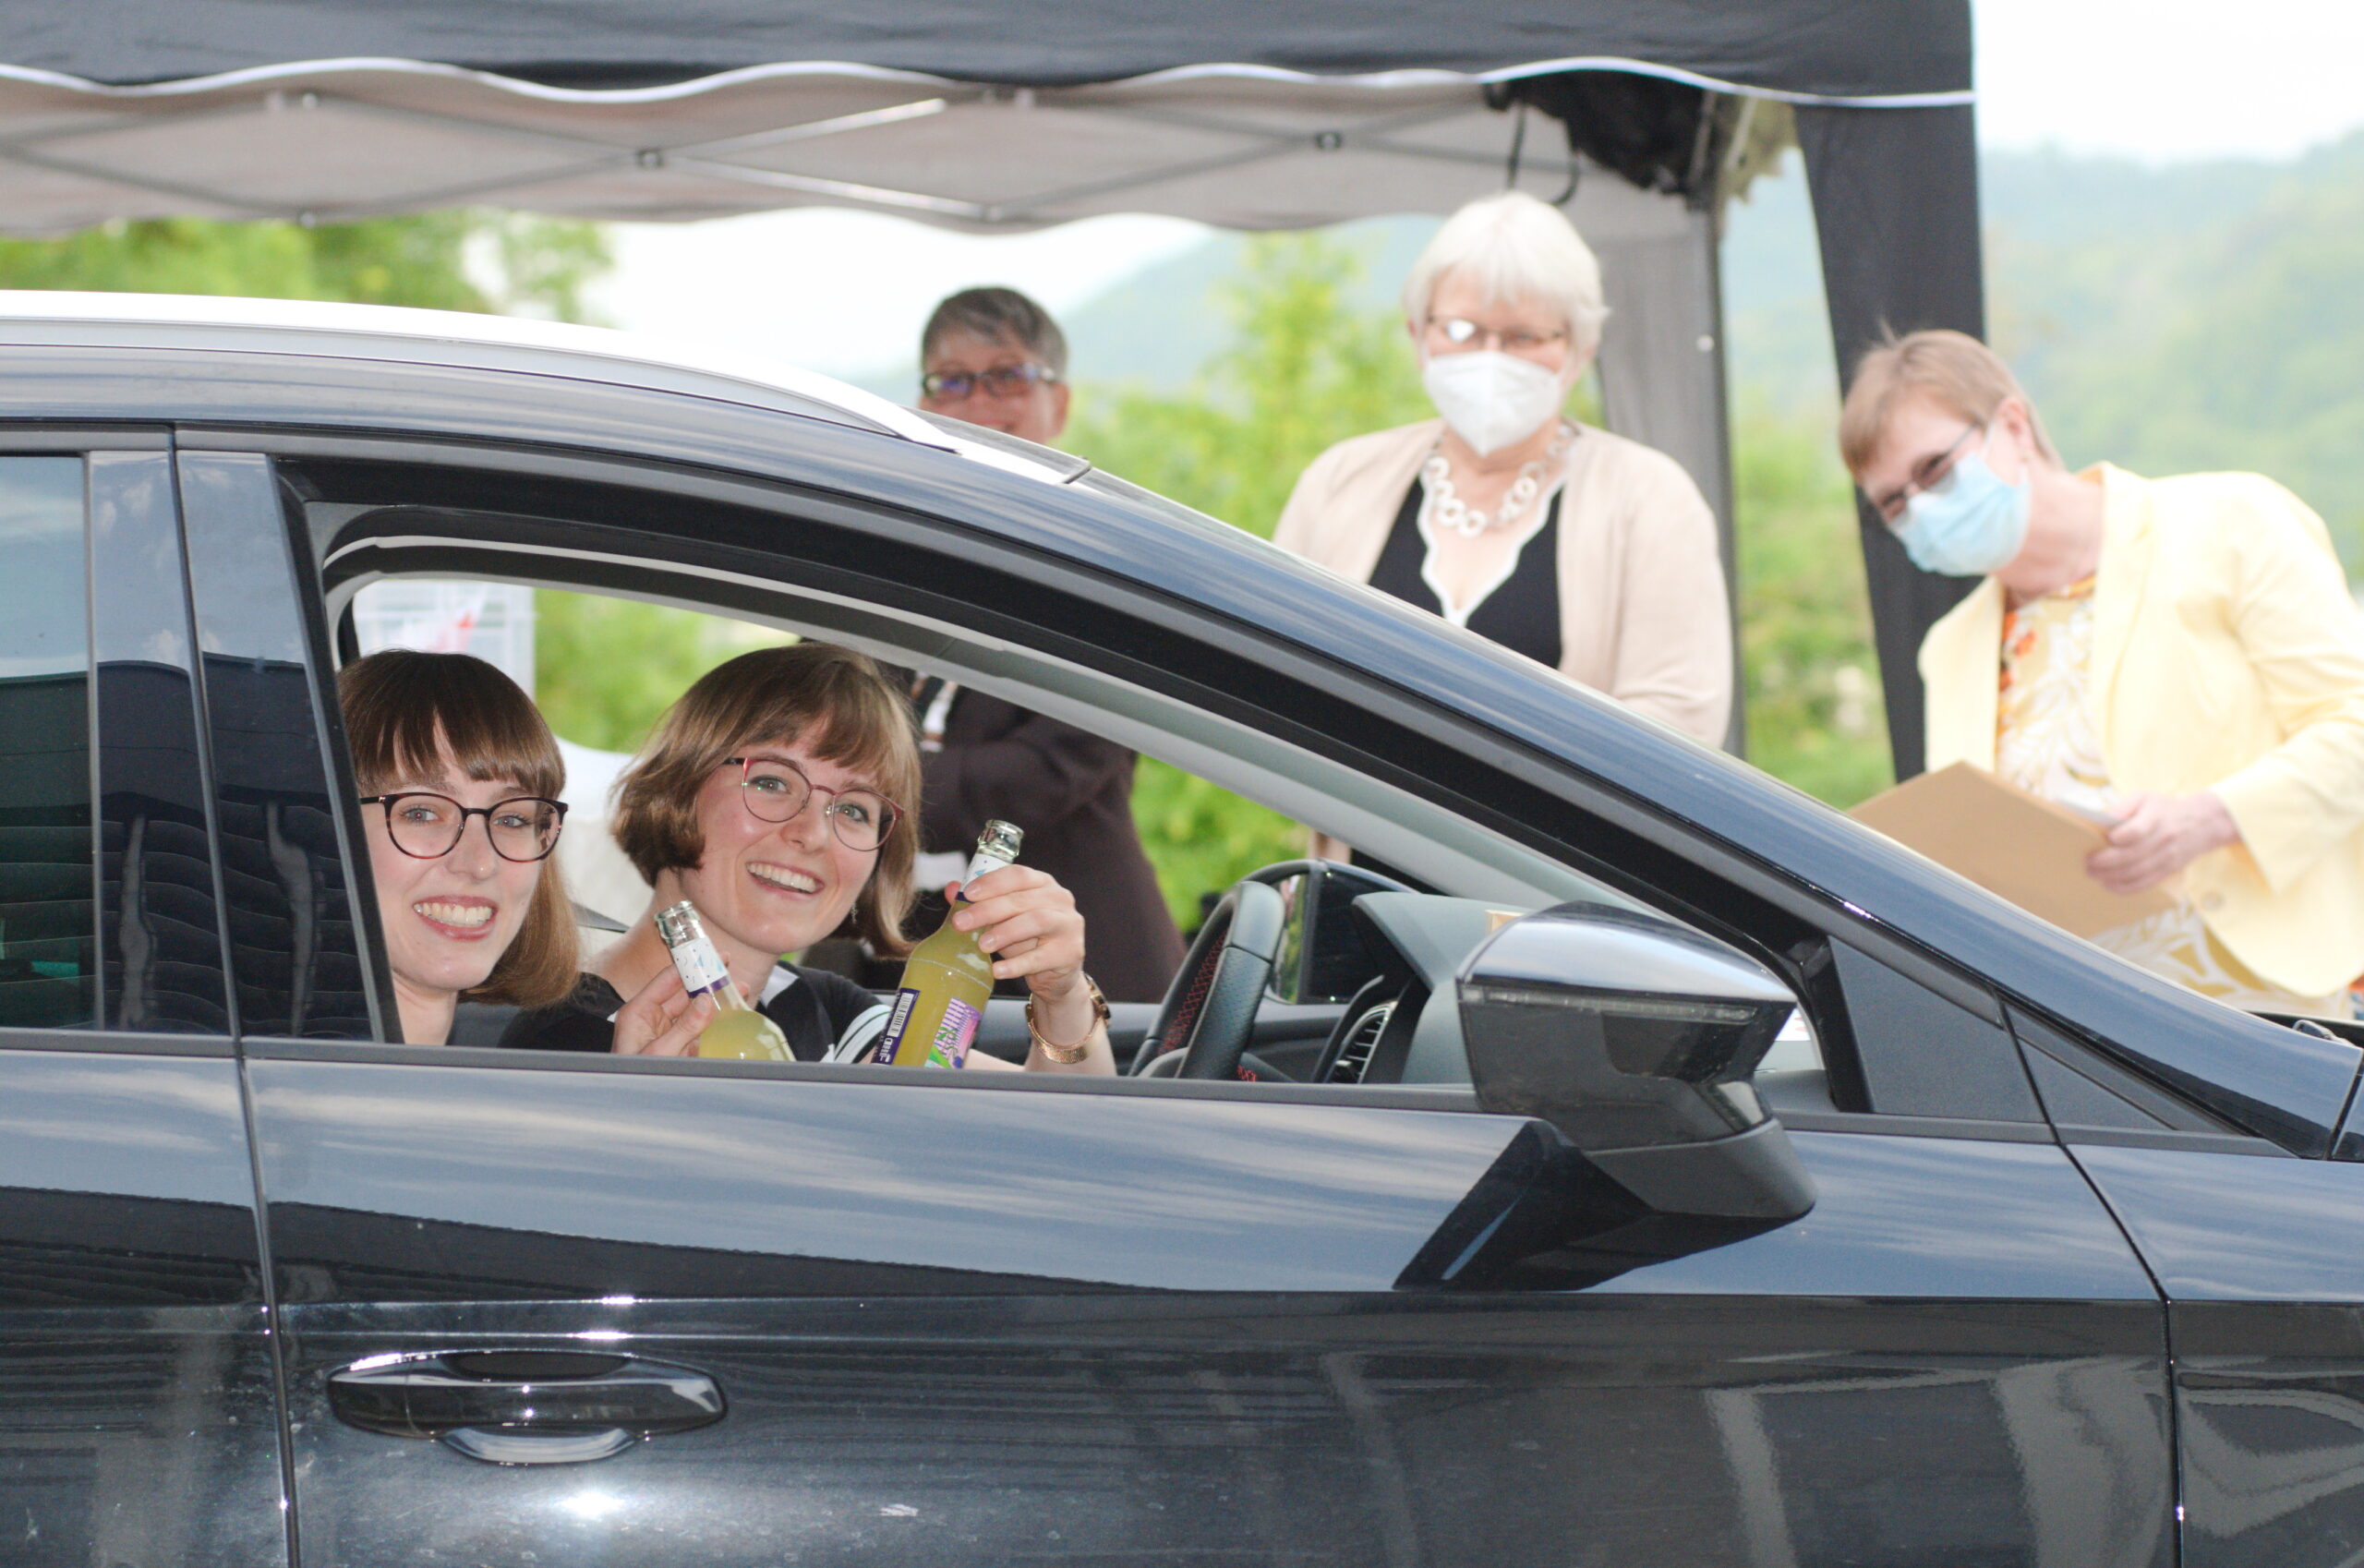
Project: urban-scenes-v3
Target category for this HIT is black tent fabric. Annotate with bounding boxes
[1798,104,1986,778]
[18,3,1970,103]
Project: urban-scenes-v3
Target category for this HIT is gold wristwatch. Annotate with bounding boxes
[1027,975,1109,1064]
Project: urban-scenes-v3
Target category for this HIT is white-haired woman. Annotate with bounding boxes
[1274,191,1731,744]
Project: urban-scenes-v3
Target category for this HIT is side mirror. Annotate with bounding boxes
[1456,903,1815,1224]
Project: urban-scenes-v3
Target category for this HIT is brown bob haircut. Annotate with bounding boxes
[1839,328,2060,477]
[611,643,922,957]
[337,648,581,1010]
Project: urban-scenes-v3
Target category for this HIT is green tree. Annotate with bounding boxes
[0,210,608,318]
[533,593,792,754]
[1067,231,1435,540]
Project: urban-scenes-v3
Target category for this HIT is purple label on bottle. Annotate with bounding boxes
[872,987,920,1065]
[924,998,982,1069]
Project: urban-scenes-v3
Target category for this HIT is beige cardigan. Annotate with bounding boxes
[1272,418,1733,743]
[1922,464,2364,998]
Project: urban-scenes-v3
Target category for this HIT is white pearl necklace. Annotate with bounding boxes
[1421,424,1575,538]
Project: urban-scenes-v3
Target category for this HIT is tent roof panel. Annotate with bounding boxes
[0,64,1723,232]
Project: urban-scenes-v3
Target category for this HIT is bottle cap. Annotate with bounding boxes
[654,900,706,949]
[977,820,1023,861]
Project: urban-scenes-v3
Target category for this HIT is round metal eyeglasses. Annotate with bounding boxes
[1870,422,1983,525]
[725,756,900,852]
[359,793,567,862]
[919,363,1059,402]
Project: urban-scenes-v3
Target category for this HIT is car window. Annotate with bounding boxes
[333,567,1825,1083]
[278,454,1838,1094]
[0,457,94,1028]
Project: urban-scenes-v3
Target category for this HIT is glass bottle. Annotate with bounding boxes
[870,820,1023,1068]
[655,900,793,1062]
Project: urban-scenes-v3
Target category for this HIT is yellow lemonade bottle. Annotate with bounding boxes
[655,900,793,1062]
[869,820,1022,1068]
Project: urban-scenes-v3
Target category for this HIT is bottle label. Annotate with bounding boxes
[871,987,921,1065]
[667,935,731,999]
[924,998,982,1069]
[959,848,1014,897]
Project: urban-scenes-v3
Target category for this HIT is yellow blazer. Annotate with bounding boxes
[1921,464,2364,997]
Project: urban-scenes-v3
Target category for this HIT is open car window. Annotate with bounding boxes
[320,544,1825,1095]
[262,443,1857,1104]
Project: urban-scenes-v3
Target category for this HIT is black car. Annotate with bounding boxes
[5,292,2362,1568]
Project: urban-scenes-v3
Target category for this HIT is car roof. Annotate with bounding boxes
[0,289,1079,484]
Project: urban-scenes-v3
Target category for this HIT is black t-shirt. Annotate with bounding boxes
[498,964,882,1062]
[1367,477,1564,670]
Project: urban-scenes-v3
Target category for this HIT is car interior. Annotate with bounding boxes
[306,483,1832,1109]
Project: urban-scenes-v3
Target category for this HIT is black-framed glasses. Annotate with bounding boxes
[724,756,900,852]
[1870,422,1982,525]
[919,363,1058,402]
[358,793,567,862]
[1426,317,1570,356]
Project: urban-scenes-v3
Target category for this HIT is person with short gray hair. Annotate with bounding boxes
[904,286,1184,1001]
[1275,190,1731,747]
[918,285,1069,446]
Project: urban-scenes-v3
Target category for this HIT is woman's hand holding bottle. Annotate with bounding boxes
[611,963,715,1057]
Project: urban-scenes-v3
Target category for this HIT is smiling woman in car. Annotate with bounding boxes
[500,642,1114,1072]
[340,649,581,1045]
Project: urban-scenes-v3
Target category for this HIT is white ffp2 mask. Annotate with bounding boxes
[1421,351,1566,456]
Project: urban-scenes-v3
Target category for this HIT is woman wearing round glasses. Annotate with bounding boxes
[342,649,581,1045]
[501,643,1111,1070]
[1274,190,1732,753]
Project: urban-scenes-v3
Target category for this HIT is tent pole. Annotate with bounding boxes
[1796,103,1984,783]
[1591,199,1739,754]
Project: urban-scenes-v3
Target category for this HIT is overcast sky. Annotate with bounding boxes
[592,0,2364,381]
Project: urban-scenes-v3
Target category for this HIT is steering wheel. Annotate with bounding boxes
[1131,860,1410,1081]
[1133,878,1286,1080]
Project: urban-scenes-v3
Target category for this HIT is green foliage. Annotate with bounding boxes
[1067,231,1435,540]
[534,594,792,754]
[1731,398,1892,808]
[0,210,609,321]
[1128,760,1307,930]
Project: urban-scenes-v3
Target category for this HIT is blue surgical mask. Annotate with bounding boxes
[1893,449,2032,576]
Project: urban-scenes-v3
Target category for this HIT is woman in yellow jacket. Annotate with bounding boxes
[1842,330,2364,1017]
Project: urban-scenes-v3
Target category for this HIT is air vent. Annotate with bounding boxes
[1330,1002,1393,1085]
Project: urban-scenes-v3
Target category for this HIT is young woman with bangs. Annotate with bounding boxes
[339,649,580,1045]
[500,642,1115,1073]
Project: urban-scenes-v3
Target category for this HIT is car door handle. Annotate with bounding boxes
[328,1349,725,1465]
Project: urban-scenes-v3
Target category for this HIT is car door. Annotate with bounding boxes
[2046,1002,2364,1566]
[208,437,2178,1567]
[0,442,287,1567]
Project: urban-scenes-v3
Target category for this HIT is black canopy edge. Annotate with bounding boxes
[0,56,1972,112]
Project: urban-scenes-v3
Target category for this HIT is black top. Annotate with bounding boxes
[498,964,880,1062]
[1368,479,1563,671]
